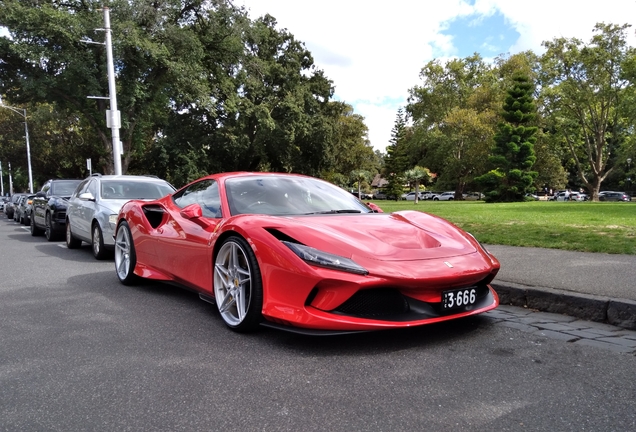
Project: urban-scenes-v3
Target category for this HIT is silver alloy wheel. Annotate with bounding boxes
[115,224,132,281]
[214,240,253,327]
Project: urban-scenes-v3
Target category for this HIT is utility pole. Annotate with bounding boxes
[84,6,122,175]
[103,7,122,175]
[0,161,4,196]
[0,103,34,193]
[8,162,13,196]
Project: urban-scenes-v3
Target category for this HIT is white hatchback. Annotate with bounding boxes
[434,192,456,201]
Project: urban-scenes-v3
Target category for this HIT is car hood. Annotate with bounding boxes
[264,211,477,262]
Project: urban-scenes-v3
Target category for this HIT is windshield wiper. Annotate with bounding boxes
[304,209,362,215]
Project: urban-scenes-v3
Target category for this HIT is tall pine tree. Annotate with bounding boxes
[384,108,410,199]
[476,73,538,201]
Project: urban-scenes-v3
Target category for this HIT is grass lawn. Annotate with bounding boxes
[370,200,636,255]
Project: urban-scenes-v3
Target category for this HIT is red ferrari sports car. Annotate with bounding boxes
[114,172,500,334]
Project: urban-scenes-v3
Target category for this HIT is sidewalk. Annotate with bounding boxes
[487,245,636,330]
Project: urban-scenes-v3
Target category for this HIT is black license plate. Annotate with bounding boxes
[442,287,477,310]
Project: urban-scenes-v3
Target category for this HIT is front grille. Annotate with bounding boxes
[333,289,409,318]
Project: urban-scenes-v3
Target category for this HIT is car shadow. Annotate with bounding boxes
[30,242,105,263]
[92,275,494,354]
[259,315,492,356]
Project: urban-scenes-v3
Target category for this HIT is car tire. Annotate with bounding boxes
[66,220,82,249]
[213,235,263,332]
[45,212,58,241]
[30,212,42,236]
[449,198,454,201]
[114,221,139,285]
[91,223,110,260]
[433,198,439,201]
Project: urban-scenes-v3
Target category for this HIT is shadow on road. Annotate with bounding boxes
[65,268,493,355]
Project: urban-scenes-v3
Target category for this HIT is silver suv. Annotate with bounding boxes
[65,174,175,259]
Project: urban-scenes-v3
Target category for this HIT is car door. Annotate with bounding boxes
[157,179,223,290]
[67,179,90,240]
[76,179,99,240]
[33,181,51,226]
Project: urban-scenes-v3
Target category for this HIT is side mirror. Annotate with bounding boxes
[79,192,95,202]
[179,203,203,220]
[366,202,384,213]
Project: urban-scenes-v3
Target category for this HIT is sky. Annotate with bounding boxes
[239,0,636,152]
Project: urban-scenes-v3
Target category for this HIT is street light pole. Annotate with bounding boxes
[84,7,122,175]
[0,103,34,193]
[8,162,13,196]
[103,7,122,175]
[0,161,4,196]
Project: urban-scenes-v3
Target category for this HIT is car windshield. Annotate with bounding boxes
[101,180,175,200]
[226,175,372,216]
[51,180,82,196]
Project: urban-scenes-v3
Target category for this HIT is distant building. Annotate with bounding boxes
[371,174,389,188]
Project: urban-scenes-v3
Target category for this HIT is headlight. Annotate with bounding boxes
[108,214,118,225]
[282,241,368,275]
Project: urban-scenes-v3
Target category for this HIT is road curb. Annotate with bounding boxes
[492,282,636,331]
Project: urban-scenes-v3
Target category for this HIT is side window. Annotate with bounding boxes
[41,181,51,196]
[72,180,90,199]
[87,179,98,197]
[173,180,222,218]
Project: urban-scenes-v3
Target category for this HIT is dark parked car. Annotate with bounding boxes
[599,191,631,202]
[372,191,397,200]
[16,194,36,225]
[6,194,27,220]
[31,179,82,241]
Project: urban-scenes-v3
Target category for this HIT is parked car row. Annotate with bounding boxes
[395,191,483,201]
[546,190,631,201]
[6,171,502,335]
[7,174,176,260]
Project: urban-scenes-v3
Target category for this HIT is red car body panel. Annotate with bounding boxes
[116,172,500,332]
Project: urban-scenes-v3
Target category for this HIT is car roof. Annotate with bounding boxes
[95,175,169,183]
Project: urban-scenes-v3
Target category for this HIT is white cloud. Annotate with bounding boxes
[480,0,636,53]
[240,0,473,151]
[239,1,636,152]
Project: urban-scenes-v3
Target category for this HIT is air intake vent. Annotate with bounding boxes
[333,289,409,318]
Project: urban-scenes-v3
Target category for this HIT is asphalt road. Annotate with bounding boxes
[1,217,635,431]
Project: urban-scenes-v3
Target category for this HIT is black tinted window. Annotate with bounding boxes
[51,180,82,196]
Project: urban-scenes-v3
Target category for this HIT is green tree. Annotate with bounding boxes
[1,1,358,187]
[350,169,372,198]
[540,23,636,201]
[407,55,499,191]
[0,0,226,175]
[476,73,538,202]
[403,166,432,203]
[322,102,377,179]
[384,108,410,199]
